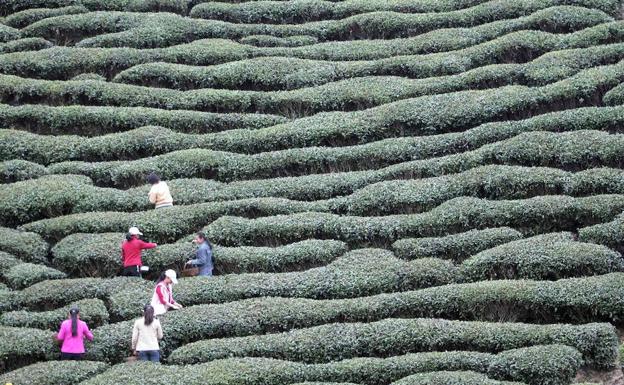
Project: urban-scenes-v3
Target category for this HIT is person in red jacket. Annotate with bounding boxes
[121,226,157,277]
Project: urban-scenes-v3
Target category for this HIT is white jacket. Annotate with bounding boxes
[150,282,173,316]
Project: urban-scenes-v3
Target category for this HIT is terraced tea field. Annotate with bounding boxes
[1,0,624,384]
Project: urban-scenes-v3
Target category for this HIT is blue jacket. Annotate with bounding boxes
[188,242,213,276]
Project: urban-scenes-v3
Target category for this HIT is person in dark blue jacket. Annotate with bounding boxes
[186,232,214,276]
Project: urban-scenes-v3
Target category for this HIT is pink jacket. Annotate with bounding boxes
[57,319,93,353]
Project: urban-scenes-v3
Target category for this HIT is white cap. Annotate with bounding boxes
[165,269,178,284]
[128,226,143,236]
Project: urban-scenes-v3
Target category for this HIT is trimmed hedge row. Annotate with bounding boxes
[0,226,48,262]
[0,326,56,373]
[0,23,19,43]
[239,34,319,47]
[86,273,624,363]
[205,195,624,246]
[0,37,52,53]
[53,234,348,276]
[392,371,524,385]
[336,164,624,215]
[461,233,624,280]
[80,347,570,385]
[112,35,624,92]
[3,99,624,166]
[173,249,458,305]
[392,227,523,260]
[603,81,624,105]
[579,211,624,249]
[0,103,288,136]
[22,197,325,242]
[0,0,192,16]
[167,317,614,369]
[0,159,47,183]
[55,1,618,48]
[0,8,615,79]
[0,298,108,329]
[2,262,66,289]
[189,0,495,24]
[4,5,88,28]
[0,360,109,385]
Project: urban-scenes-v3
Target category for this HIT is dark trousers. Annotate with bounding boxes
[122,265,141,277]
[137,350,160,362]
[61,352,84,360]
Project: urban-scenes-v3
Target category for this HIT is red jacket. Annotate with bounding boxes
[121,237,157,267]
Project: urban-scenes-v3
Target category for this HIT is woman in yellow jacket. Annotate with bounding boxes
[147,173,173,209]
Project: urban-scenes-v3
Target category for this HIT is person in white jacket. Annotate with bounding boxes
[150,270,182,316]
[147,173,173,209]
[132,305,163,362]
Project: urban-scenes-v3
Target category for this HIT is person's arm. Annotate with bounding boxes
[138,239,157,250]
[83,323,94,341]
[56,323,66,341]
[148,185,158,204]
[188,246,208,266]
[156,321,163,340]
[131,321,139,351]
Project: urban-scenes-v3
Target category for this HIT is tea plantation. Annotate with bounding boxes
[1,0,624,384]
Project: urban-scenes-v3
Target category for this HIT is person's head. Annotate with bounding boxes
[128,226,143,240]
[164,269,178,285]
[147,172,160,185]
[193,232,206,244]
[69,307,80,336]
[143,304,155,326]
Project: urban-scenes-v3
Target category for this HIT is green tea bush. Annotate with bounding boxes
[167,317,613,368]
[0,0,191,16]
[0,23,20,42]
[71,73,107,81]
[392,227,523,260]
[53,233,348,276]
[0,37,52,53]
[392,371,524,385]
[0,326,56,373]
[239,34,319,47]
[0,103,287,136]
[0,298,108,329]
[23,197,324,242]
[14,276,151,310]
[189,0,494,24]
[579,211,624,249]
[51,0,617,48]
[0,159,47,183]
[173,249,458,305]
[460,233,624,280]
[0,360,109,385]
[0,226,48,262]
[206,195,624,246]
[4,5,88,28]
[603,81,624,104]
[2,263,66,289]
[87,273,624,363]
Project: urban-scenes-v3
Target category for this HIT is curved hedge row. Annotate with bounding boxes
[80,346,574,385]
[52,232,348,277]
[206,195,624,246]
[4,5,88,28]
[2,262,66,289]
[22,197,325,242]
[86,273,624,363]
[3,100,624,166]
[61,1,617,48]
[189,0,494,24]
[0,0,191,17]
[0,37,52,53]
[337,164,624,215]
[167,318,612,369]
[0,298,108,329]
[603,81,624,104]
[392,227,523,260]
[0,8,615,79]
[0,23,20,43]
[112,37,624,92]
[0,360,109,385]
[239,34,319,47]
[460,233,624,280]
[0,159,47,183]
[0,226,48,262]
[0,103,288,136]
[0,326,55,373]
[579,211,624,249]
[173,249,458,305]
[392,371,523,385]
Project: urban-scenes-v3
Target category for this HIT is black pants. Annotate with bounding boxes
[122,265,141,277]
[61,352,84,360]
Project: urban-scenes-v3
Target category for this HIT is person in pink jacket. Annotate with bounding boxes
[56,307,93,360]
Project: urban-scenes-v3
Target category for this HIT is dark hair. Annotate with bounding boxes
[143,305,155,326]
[147,172,160,185]
[156,272,167,284]
[125,233,133,241]
[69,307,79,337]
[196,232,212,249]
